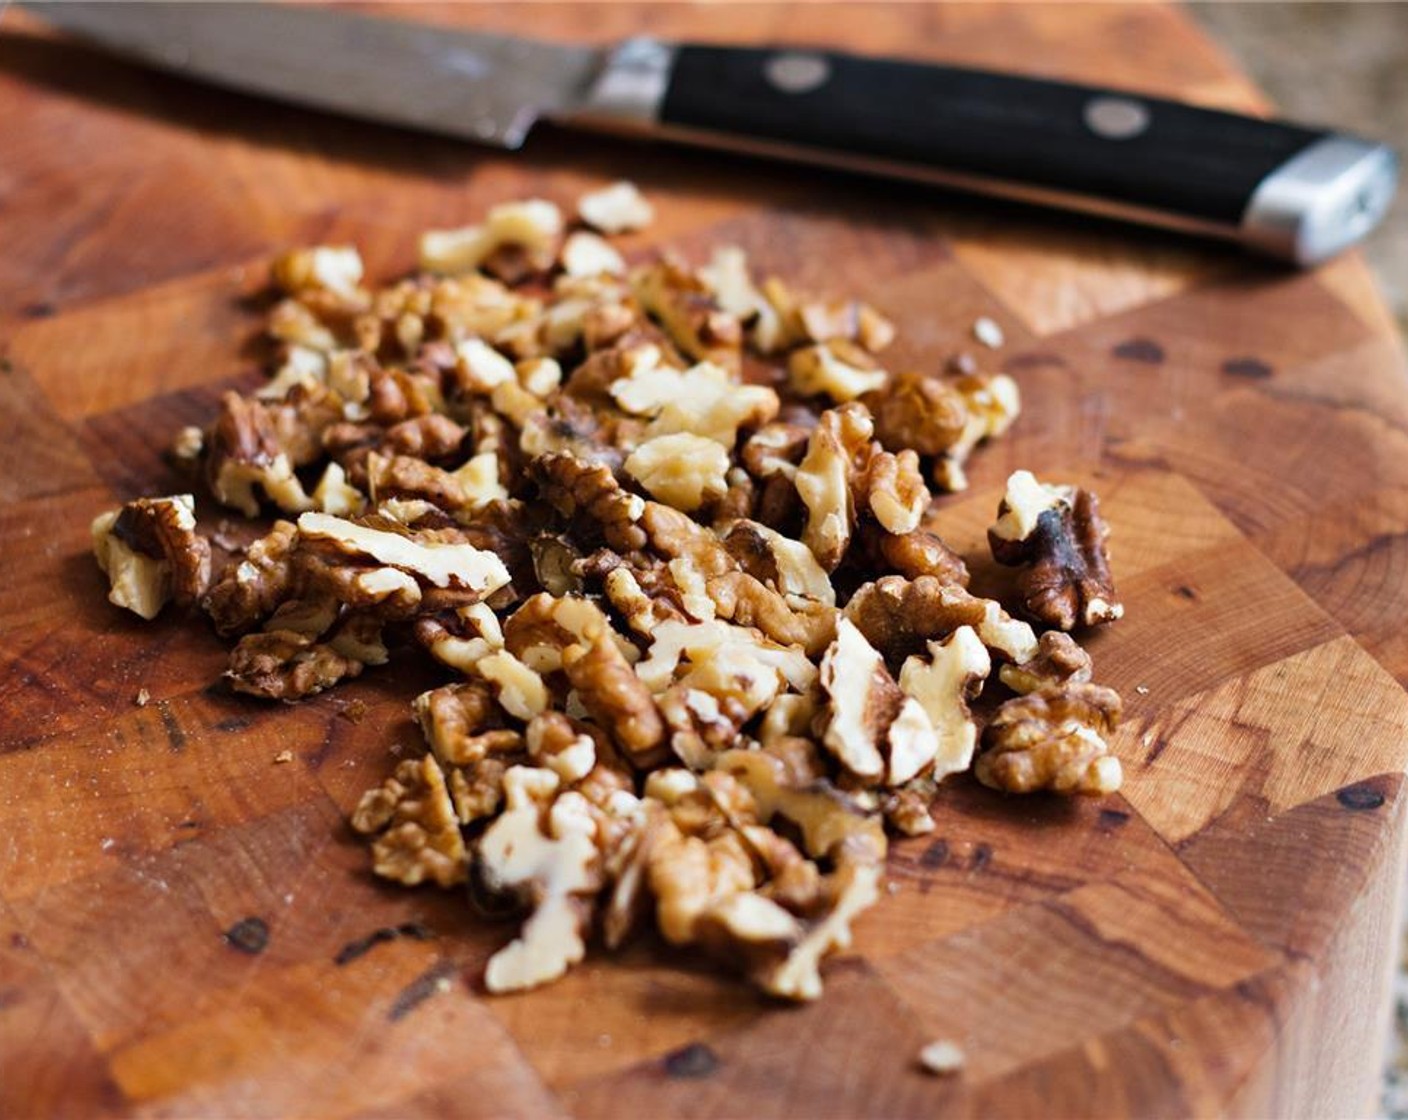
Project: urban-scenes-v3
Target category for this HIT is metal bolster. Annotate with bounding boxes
[569,37,677,131]
[1239,135,1398,267]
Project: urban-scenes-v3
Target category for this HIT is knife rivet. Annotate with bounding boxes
[764,52,832,95]
[1083,96,1150,141]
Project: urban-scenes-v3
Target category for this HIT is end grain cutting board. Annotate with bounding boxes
[2,4,1407,1117]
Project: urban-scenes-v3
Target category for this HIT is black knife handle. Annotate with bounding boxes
[619,43,1395,264]
[661,46,1318,226]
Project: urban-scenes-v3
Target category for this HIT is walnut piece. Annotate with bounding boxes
[226,627,366,700]
[415,681,522,767]
[297,511,510,597]
[271,245,364,298]
[988,471,1124,630]
[897,626,991,783]
[789,340,887,403]
[419,199,563,278]
[577,180,654,234]
[999,630,1094,694]
[818,618,939,785]
[977,683,1123,795]
[351,755,468,888]
[477,768,603,992]
[632,257,742,372]
[560,230,626,278]
[92,494,210,619]
[625,433,730,512]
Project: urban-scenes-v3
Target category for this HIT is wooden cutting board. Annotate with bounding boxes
[3,4,1407,1116]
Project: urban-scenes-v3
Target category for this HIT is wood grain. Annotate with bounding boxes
[1,3,1406,1117]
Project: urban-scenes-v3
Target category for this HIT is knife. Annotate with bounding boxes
[25,1,1398,267]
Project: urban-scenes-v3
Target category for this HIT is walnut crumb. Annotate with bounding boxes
[274,750,294,764]
[972,316,1004,349]
[134,688,151,708]
[918,1039,966,1076]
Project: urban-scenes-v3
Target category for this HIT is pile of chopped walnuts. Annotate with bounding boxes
[92,182,1125,1001]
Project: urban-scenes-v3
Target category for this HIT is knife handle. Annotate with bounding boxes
[577,41,1397,266]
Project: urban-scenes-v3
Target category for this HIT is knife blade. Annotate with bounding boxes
[25,1,1399,267]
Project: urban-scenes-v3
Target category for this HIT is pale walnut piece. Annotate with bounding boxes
[632,256,743,372]
[271,245,364,298]
[624,433,730,512]
[577,180,654,234]
[933,370,1021,492]
[789,340,888,403]
[897,626,991,783]
[977,683,1124,795]
[795,403,874,570]
[476,768,604,992]
[988,471,1124,631]
[92,494,210,620]
[419,199,563,278]
[351,755,468,888]
[819,618,939,786]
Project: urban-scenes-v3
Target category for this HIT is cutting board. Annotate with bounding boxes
[3,4,1407,1117]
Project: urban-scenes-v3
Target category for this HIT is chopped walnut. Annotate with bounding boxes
[419,199,563,279]
[977,683,1123,795]
[859,447,929,535]
[415,681,522,767]
[92,494,210,619]
[93,185,1136,1005]
[632,257,742,372]
[531,452,647,553]
[203,519,299,635]
[271,245,364,298]
[560,230,626,278]
[818,618,938,786]
[609,358,778,448]
[296,511,510,597]
[416,602,505,673]
[795,404,873,570]
[477,768,603,992]
[351,755,467,888]
[883,783,937,836]
[562,632,667,769]
[721,520,834,607]
[625,433,730,512]
[999,630,1094,694]
[858,523,969,587]
[788,340,888,403]
[226,628,366,700]
[756,276,895,356]
[897,626,991,783]
[525,712,599,783]
[578,180,654,234]
[863,370,968,457]
[988,471,1123,630]
[934,370,1021,492]
[843,576,987,663]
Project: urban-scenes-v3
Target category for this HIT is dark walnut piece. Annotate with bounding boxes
[987,470,1123,631]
